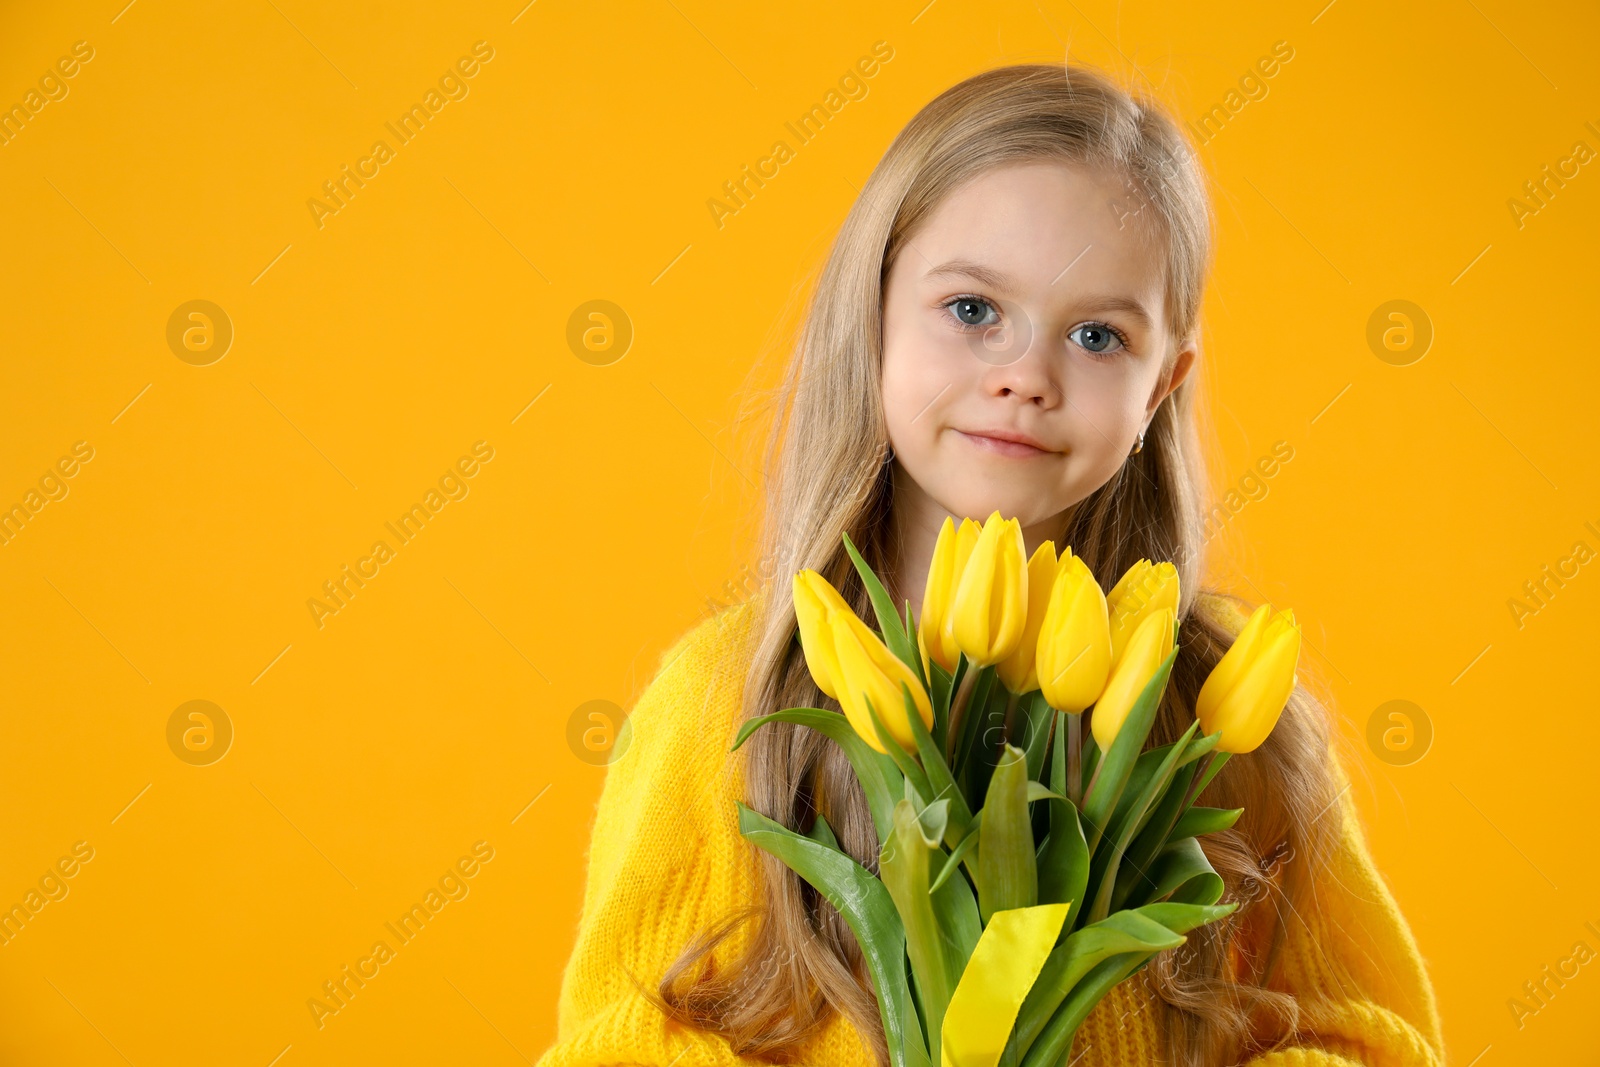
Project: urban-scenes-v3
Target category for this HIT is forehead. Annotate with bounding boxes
[902,159,1167,310]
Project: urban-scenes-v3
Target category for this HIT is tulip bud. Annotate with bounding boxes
[1090,605,1174,749]
[830,610,936,755]
[919,516,981,676]
[1106,560,1180,670]
[792,569,852,699]
[1197,604,1301,753]
[1035,553,1113,714]
[996,540,1061,694]
[951,512,1028,667]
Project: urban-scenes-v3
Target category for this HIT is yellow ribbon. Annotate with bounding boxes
[940,902,1070,1067]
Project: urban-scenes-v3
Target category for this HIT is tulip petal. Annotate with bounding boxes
[1195,603,1272,726]
[997,539,1058,693]
[1209,614,1300,754]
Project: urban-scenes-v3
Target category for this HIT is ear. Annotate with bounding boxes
[1148,335,1198,414]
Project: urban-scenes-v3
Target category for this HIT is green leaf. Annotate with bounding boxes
[1018,954,1142,1067]
[1020,691,1056,783]
[905,679,973,847]
[881,799,958,1066]
[730,707,904,844]
[916,798,951,848]
[1036,798,1089,932]
[952,664,995,783]
[1019,895,1237,1067]
[841,530,919,678]
[864,687,934,806]
[737,802,931,1067]
[1081,644,1179,852]
[960,670,1008,802]
[929,811,982,894]
[1049,710,1068,798]
[976,744,1037,922]
[1085,722,1197,924]
[1108,760,1197,912]
[929,658,953,751]
[1178,729,1222,768]
[807,810,841,851]
[1080,733,1100,797]
[1026,782,1068,803]
[904,598,928,689]
[1143,836,1225,907]
[1170,805,1243,839]
[1012,907,1185,1058]
[1137,900,1237,935]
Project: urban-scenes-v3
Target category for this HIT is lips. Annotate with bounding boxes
[956,428,1055,457]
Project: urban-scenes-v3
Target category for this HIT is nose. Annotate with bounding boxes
[977,328,1060,407]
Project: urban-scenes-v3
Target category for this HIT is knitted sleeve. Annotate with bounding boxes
[533,601,775,1067]
[1195,595,1446,1067]
[1237,770,1446,1067]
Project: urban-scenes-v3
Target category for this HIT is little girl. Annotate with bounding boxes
[535,64,1443,1067]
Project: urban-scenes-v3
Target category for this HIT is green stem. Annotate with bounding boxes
[1176,751,1215,815]
[945,662,979,765]
[1066,714,1082,806]
[1001,689,1022,753]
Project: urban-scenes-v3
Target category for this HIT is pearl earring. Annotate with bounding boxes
[1129,430,1146,456]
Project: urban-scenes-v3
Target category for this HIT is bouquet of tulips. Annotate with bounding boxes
[730,512,1303,1067]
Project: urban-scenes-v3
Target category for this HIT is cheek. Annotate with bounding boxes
[1063,367,1150,463]
[881,324,966,450]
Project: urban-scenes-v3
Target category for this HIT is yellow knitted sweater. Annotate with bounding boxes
[535,593,1445,1067]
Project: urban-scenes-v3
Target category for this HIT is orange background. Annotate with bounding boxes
[1,1,1595,1064]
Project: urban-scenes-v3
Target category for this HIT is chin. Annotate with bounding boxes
[939,481,1062,526]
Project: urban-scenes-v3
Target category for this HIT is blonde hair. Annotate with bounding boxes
[642,62,1350,1067]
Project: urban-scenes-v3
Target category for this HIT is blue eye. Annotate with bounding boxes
[1069,322,1126,356]
[942,296,999,330]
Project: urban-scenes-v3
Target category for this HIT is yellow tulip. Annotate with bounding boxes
[919,516,981,676]
[1034,553,1113,714]
[951,511,1029,667]
[1196,604,1301,753]
[792,569,853,700]
[1090,605,1174,749]
[1106,560,1180,670]
[830,610,935,756]
[996,540,1061,694]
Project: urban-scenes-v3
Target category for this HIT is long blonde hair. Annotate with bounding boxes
[646,62,1350,1067]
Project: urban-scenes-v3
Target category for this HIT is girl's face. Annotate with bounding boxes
[880,160,1195,536]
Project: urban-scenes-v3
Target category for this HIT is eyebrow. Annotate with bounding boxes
[924,260,1157,332]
